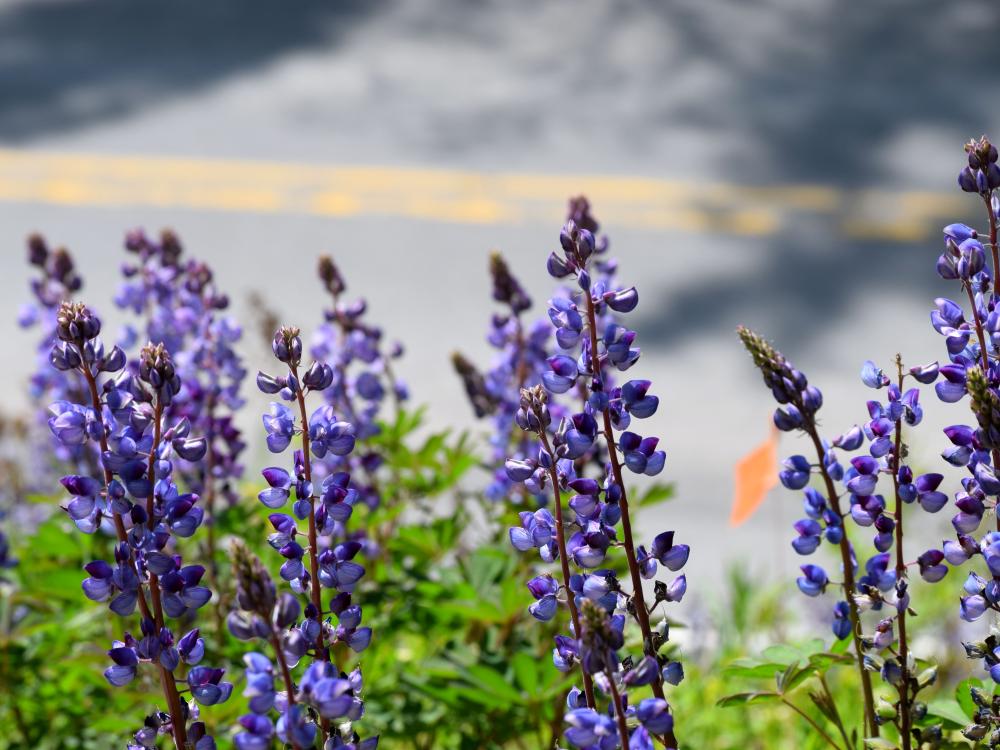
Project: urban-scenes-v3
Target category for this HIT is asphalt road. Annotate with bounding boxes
[3,0,1000,589]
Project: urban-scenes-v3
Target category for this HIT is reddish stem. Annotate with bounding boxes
[289,364,329,662]
[536,428,597,709]
[144,395,190,749]
[580,286,678,749]
[81,366,187,749]
[986,195,999,281]
[269,630,302,750]
[961,284,1000,530]
[606,668,631,748]
[289,363,333,743]
[581,293,673,685]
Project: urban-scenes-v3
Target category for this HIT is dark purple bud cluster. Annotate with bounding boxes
[248,322,376,749]
[451,351,498,419]
[46,301,228,749]
[490,251,531,314]
[959,136,1000,196]
[504,198,685,750]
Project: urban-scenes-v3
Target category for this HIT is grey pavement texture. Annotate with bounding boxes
[3,0,1000,589]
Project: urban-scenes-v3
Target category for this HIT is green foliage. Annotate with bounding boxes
[0,409,992,749]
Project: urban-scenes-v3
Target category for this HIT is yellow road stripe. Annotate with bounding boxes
[0,148,970,239]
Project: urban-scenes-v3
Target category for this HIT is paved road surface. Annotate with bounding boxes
[3,0,1000,589]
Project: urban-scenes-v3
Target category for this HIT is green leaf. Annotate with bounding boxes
[30,568,85,602]
[805,652,853,677]
[761,644,805,667]
[462,664,523,704]
[863,739,897,749]
[795,638,828,657]
[830,636,852,655]
[781,666,815,694]
[511,652,538,695]
[925,698,971,728]
[723,659,788,680]
[955,678,982,721]
[717,691,781,708]
[634,482,675,508]
[775,663,798,693]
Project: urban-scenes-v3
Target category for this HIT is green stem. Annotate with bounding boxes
[781,698,845,750]
[819,672,854,750]
[536,427,597,709]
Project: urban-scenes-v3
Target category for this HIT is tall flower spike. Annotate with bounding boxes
[454,250,556,505]
[846,356,945,750]
[505,199,688,749]
[738,326,879,739]
[253,322,377,748]
[228,540,307,750]
[20,235,94,478]
[115,229,248,643]
[48,302,228,749]
[309,255,407,512]
[921,139,1000,743]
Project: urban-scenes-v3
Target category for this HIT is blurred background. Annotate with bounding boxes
[3,0,1000,587]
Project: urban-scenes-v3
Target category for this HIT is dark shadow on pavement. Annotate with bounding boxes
[0,0,381,140]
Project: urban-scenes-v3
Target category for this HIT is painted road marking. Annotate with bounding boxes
[0,148,973,240]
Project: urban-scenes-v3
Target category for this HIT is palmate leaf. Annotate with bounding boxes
[463,548,509,591]
[807,651,853,671]
[761,643,806,665]
[830,635,852,655]
[725,645,850,688]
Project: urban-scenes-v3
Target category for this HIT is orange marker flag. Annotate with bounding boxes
[731,425,779,526]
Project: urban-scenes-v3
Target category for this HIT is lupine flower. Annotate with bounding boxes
[115,228,247,518]
[18,235,95,522]
[839,360,949,742]
[739,326,881,737]
[47,301,228,748]
[916,138,1000,709]
[249,324,378,748]
[737,137,1000,746]
[501,199,686,748]
[308,255,407,512]
[453,251,557,505]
